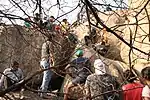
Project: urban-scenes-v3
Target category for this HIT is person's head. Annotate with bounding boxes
[141,67,150,81]
[35,13,40,17]
[12,61,19,70]
[49,16,55,22]
[94,59,106,75]
[123,70,137,83]
[62,19,67,23]
[75,49,83,57]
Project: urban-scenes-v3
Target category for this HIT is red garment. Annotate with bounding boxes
[122,82,143,100]
[55,25,61,31]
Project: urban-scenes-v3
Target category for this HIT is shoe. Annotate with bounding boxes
[39,93,47,99]
[20,96,25,100]
[39,93,52,99]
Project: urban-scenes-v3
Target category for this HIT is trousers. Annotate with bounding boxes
[40,59,53,92]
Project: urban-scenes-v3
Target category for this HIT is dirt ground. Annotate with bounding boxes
[0,90,62,100]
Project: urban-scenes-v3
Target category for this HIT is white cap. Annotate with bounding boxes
[94,59,106,75]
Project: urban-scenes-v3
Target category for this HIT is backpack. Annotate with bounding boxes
[100,74,120,100]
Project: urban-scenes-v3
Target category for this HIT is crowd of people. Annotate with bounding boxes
[62,50,150,100]
[38,30,150,99]
[39,39,150,100]
[24,13,70,35]
[1,13,150,100]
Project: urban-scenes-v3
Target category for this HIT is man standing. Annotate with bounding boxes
[39,38,53,99]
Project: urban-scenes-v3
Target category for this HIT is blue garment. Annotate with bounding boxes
[72,57,90,73]
[40,59,53,92]
[72,57,87,64]
[71,57,91,84]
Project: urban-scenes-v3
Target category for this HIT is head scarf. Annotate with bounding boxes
[94,59,106,75]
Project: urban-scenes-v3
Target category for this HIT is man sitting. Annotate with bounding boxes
[0,61,24,89]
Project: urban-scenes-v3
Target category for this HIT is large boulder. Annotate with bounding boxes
[0,25,76,91]
[74,10,150,72]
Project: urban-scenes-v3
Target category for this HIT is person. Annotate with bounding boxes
[39,38,53,99]
[43,16,48,28]
[61,18,69,35]
[67,30,78,44]
[141,67,150,100]
[89,27,97,44]
[46,16,55,31]
[84,59,120,100]
[34,13,40,22]
[55,24,61,32]
[24,17,31,28]
[84,27,97,46]
[0,61,24,89]
[122,70,143,100]
[84,35,91,46]
[33,13,41,26]
[106,4,112,11]
[64,49,91,100]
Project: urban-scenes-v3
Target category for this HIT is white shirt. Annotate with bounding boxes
[0,68,24,87]
[142,85,150,98]
[94,59,106,75]
[41,41,51,59]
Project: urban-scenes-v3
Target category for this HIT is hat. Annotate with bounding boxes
[94,59,106,75]
[75,49,83,57]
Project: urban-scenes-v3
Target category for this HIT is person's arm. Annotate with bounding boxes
[0,74,4,88]
[20,69,24,80]
[49,41,54,66]
[142,85,150,100]
[143,97,150,100]
[84,77,91,100]
[50,53,54,66]
[0,69,8,88]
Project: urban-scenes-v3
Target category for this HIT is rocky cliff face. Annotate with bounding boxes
[0,25,43,76]
[0,25,76,78]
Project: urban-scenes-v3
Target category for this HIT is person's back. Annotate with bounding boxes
[64,49,91,100]
[122,70,143,100]
[122,82,143,100]
[72,57,89,69]
[4,68,23,82]
[85,59,120,100]
[41,40,51,59]
[71,56,91,81]
[85,73,119,100]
